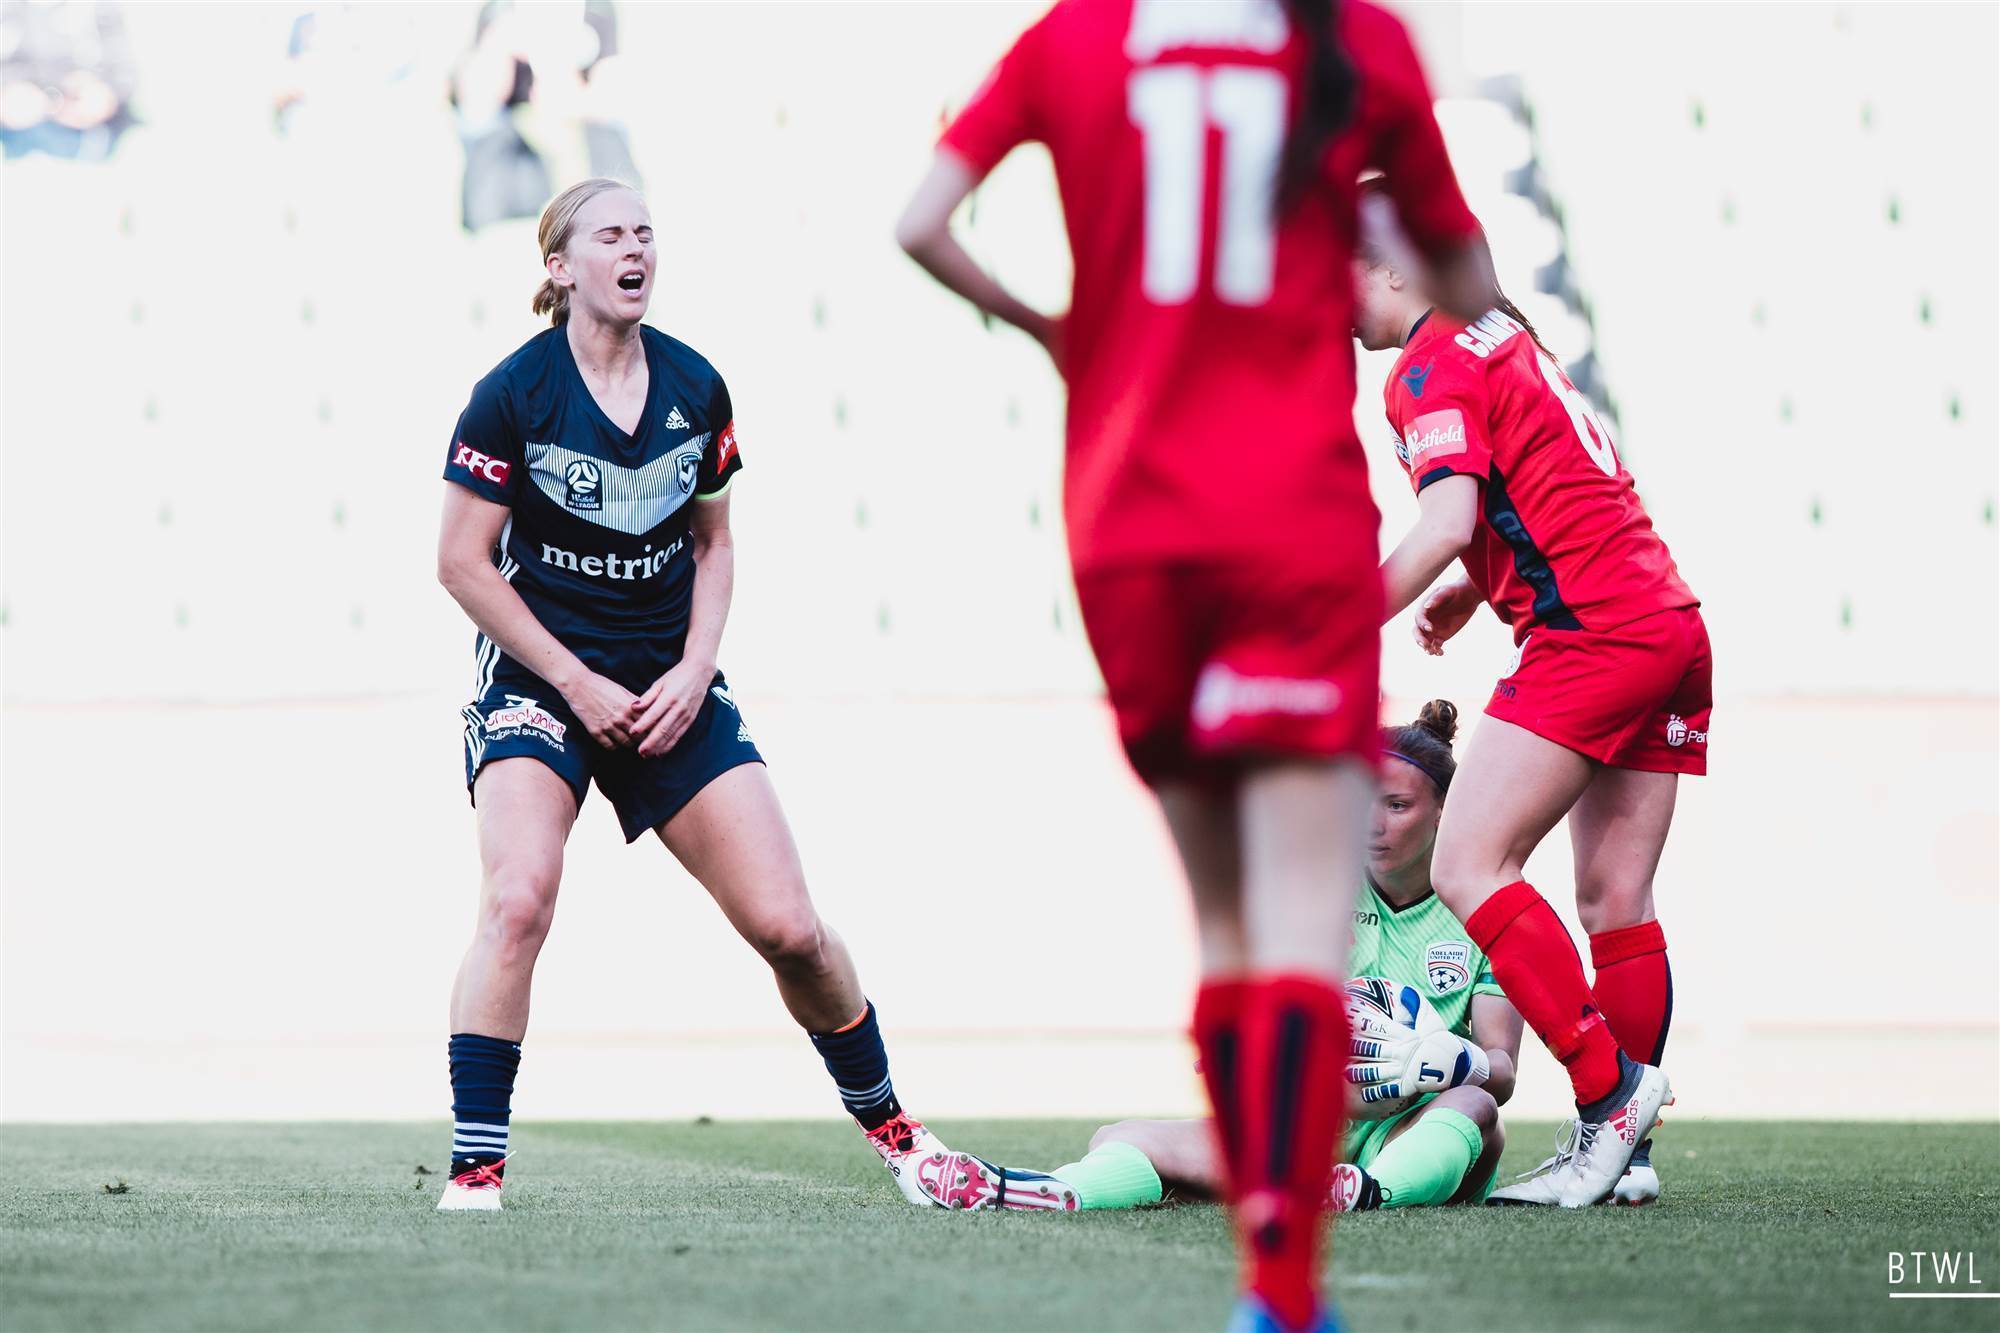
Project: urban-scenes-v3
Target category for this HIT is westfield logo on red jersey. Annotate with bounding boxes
[453,442,511,485]
[1403,409,1469,470]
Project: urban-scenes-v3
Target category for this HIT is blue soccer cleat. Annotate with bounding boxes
[1225,1295,1342,1333]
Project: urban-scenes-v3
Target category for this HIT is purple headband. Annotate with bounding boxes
[1384,748,1451,794]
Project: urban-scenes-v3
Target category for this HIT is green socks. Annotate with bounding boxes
[1371,1108,1483,1209]
[1049,1140,1164,1210]
[1044,1113,1480,1212]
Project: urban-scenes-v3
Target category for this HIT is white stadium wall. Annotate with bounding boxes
[3,3,1995,1123]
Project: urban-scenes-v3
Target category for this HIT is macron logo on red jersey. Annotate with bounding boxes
[1403,409,1469,471]
[453,442,510,486]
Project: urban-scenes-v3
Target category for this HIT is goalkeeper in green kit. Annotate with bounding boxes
[1031,702,1528,1212]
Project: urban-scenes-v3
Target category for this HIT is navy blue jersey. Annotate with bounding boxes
[443,325,743,682]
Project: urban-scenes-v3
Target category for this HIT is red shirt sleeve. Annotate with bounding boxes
[1385,344,1492,493]
[1348,3,1481,259]
[937,7,1053,176]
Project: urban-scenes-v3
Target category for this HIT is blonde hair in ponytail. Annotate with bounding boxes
[532,177,634,326]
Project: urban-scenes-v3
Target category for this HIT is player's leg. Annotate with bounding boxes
[654,761,960,1206]
[1446,1095,1507,1205]
[1429,718,1619,1102]
[1156,762,1364,1327]
[440,756,580,1210]
[1060,1118,1217,1205]
[1332,1088,1500,1212]
[1192,561,1376,1330]
[1082,561,1364,1319]
[1160,781,1248,976]
[1572,764,1679,1205]
[657,763,860,1030]
[1156,776,1250,1196]
[1434,717,1668,1207]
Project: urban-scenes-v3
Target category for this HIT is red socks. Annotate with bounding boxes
[1192,979,1250,1200]
[1466,880,1623,1106]
[1590,920,1673,1065]
[1194,974,1348,1329]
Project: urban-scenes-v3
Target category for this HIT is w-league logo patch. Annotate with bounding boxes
[1425,941,1473,996]
[564,458,602,511]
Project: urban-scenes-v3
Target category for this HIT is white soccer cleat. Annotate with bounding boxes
[436,1159,506,1212]
[1488,1118,1622,1208]
[1327,1162,1383,1213]
[912,1152,1081,1212]
[1485,1123,1574,1207]
[1490,1068,1673,1209]
[1558,1064,1671,1207]
[862,1112,951,1208]
[1612,1161,1661,1206]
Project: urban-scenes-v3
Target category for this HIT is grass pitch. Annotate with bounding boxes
[3,1120,1994,1332]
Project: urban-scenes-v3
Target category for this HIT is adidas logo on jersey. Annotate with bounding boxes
[664,406,691,431]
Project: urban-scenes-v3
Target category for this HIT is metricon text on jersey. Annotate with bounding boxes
[538,534,687,581]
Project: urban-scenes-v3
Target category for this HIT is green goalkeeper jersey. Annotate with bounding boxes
[1349,881,1505,1039]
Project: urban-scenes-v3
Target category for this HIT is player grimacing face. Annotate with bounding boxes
[549,187,656,328]
[1367,763,1442,883]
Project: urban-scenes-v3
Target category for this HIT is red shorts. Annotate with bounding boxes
[1486,605,1712,775]
[1073,561,1381,784]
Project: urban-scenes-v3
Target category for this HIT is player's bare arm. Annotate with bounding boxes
[437,482,637,748]
[1379,472,1478,622]
[894,150,1063,360]
[632,489,734,758]
[1468,992,1524,1106]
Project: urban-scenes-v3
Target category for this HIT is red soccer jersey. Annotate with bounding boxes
[941,0,1480,574]
[1384,309,1698,639]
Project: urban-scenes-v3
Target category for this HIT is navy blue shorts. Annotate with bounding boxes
[462,651,764,843]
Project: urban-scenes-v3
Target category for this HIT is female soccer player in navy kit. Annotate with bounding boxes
[1354,229,1698,1206]
[433,178,1008,1213]
[897,2,1498,1328]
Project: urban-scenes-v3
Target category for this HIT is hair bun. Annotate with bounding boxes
[1414,699,1458,746]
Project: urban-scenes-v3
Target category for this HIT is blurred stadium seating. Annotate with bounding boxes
[3,2,1994,1123]
[5,3,1991,705]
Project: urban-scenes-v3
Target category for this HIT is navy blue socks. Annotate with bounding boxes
[808,1000,902,1130]
[448,1032,521,1176]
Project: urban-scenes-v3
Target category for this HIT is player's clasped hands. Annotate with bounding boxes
[1413,577,1482,656]
[629,660,711,758]
[564,671,643,749]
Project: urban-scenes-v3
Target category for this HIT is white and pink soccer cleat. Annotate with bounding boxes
[863,1112,953,1207]
[436,1158,506,1212]
[1327,1162,1383,1212]
[914,1152,1081,1212]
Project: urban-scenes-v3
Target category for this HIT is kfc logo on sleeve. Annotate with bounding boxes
[715,420,741,472]
[453,442,511,485]
[1403,409,1470,470]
